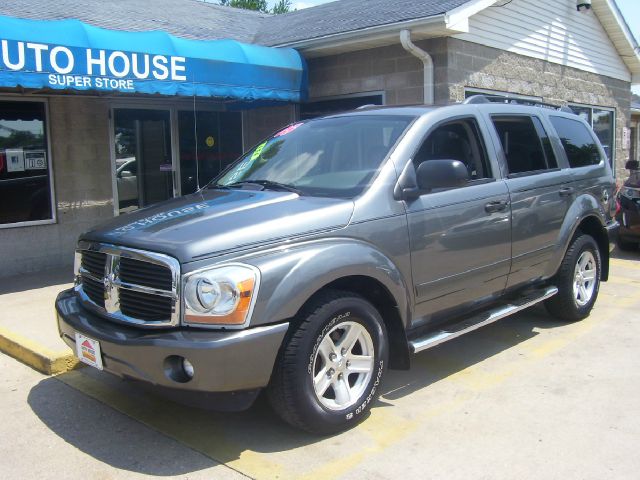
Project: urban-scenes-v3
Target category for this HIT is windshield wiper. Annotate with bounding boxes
[209,180,304,195]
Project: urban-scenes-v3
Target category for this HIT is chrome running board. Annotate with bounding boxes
[409,286,558,354]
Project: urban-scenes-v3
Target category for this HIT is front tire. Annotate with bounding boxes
[545,233,601,322]
[267,290,388,434]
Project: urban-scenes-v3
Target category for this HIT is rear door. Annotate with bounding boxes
[405,114,511,326]
[483,111,573,289]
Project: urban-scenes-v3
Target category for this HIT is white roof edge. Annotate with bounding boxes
[444,0,498,29]
[272,14,447,50]
[275,0,640,81]
[595,0,640,81]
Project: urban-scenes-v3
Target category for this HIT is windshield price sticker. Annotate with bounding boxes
[274,123,303,137]
[250,141,268,161]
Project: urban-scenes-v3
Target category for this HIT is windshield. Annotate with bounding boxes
[212,115,415,198]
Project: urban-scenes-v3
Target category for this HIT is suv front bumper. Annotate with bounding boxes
[56,289,288,408]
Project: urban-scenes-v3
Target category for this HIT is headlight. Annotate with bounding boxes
[182,264,260,327]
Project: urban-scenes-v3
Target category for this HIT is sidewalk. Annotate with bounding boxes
[0,269,80,374]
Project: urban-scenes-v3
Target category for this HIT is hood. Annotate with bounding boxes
[81,189,354,263]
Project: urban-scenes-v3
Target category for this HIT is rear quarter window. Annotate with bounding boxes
[549,116,602,168]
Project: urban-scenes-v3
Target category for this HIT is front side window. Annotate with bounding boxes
[491,115,558,176]
[214,115,415,198]
[413,117,492,181]
[550,116,602,168]
[0,101,53,226]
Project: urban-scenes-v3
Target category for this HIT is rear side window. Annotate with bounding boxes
[491,115,558,176]
[549,116,602,168]
[414,117,492,181]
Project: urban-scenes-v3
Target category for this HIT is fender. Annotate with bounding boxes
[245,237,411,329]
[545,193,607,279]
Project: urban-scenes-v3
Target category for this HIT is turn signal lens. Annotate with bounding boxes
[183,264,259,327]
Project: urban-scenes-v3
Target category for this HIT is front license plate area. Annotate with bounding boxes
[75,332,103,370]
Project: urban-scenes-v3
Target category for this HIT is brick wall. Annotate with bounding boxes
[243,105,296,148]
[306,39,449,105]
[1,96,113,278]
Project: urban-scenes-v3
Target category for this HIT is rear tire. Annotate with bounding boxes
[545,233,601,322]
[267,290,388,434]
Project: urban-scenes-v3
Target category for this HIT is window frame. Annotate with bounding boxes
[411,114,495,190]
[568,102,616,172]
[489,113,561,179]
[0,96,56,229]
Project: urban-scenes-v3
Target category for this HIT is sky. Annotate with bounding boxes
[269,0,640,93]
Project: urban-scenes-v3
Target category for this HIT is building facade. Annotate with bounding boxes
[0,0,639,278]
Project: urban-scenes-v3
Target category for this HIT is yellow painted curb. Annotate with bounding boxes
[0,326,81,375]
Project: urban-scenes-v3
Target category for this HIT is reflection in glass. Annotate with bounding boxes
[0,101,51,225]
[114,109,173,214]
[592,109,614,163]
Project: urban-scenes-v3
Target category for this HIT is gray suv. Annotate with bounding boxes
[56,96,619,434]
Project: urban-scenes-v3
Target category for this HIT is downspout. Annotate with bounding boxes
[400,29,434,105]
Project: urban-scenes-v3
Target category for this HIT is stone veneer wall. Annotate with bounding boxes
[1,96,113,278]
[444,38,631,179]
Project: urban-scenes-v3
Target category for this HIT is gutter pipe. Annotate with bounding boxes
[400,29,434,105]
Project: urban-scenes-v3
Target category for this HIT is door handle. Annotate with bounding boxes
[559,187,575,197]
[485,200,509,213]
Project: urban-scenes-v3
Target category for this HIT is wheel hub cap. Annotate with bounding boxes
[573,250,597,307]
[311,321,374,411]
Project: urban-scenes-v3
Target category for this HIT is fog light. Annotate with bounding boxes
[182,358,195,378]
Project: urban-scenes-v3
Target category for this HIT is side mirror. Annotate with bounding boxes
[625,160,639,171]
[416,159,469,191]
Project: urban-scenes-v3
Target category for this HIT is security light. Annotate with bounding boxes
[577,0,592,12]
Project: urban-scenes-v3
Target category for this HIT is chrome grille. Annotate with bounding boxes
[119,257,173,291]
[75,241,180,328]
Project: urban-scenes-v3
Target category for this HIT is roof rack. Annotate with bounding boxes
[462,95,575,114]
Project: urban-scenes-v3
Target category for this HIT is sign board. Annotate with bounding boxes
[5,148,24,172]
[0,15,306,102]
[623,127,631,150]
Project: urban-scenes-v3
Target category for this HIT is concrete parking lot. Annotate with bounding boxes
[1,254,639,480]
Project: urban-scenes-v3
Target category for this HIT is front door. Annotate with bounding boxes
[114,108,174,214]
[406,116,511,326]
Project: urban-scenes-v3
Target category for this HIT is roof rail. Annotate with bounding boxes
[462,95,574,114]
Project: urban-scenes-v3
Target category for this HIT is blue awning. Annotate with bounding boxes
[0,15,307,102]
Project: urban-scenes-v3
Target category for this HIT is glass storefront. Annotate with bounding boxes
[178,110,242,195]
[113,106,243,214]
[0,100,53,227]
[114,108,174,214]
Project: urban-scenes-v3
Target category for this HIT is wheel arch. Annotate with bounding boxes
[550,211,610,281]
[303,276,411,370]
[248,240,412,371]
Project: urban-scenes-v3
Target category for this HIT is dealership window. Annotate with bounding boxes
[0,100,53,227]
[568,104,615,167]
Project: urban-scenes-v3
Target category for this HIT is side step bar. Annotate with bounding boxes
[409,286,558,354]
